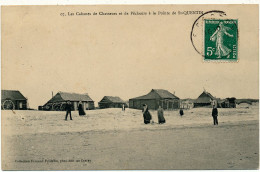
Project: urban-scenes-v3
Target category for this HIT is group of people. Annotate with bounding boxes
[142,104,166,124]
[142,104,183,125]
[64,100,219,125]
[142,104,218,125]
[64,100,86,121]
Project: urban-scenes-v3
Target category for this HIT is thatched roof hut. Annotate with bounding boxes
[194,91,216,108]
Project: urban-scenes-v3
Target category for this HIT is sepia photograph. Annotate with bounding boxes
[1,4,259,170]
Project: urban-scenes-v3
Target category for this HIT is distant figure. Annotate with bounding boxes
[65,101,73,120]
[179,108,184,117]
[122,104,125,111]
[157,105,166,124]
[212,107,218,125]
[78,101,86,116]
[142,104,152,124]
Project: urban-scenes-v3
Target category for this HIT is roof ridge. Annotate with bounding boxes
[152,89,164,99]
[152,89,168,91]
[105,96,120,97]
[59,91,89,95]
[101,96,125,103]
[2,89,20,92]
[130,89,179,100]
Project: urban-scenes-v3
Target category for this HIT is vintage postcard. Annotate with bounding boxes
[1,4,259,170]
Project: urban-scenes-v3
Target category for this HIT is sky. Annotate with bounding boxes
[2,5,259,108]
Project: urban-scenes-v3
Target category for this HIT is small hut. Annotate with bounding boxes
[194,91,216,108]
[98,96,127,109]
[129,89,180,110]
[41,91,95,111]
[219,97,236,108]
[1,90,28,110]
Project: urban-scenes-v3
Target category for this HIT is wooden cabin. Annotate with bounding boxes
[98,96,127,109]
[129,89,180,110]
[1,90,28,110]
[41,91,95,111]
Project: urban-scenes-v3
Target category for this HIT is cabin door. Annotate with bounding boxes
[82,102,86,110]
[19,102,23,109]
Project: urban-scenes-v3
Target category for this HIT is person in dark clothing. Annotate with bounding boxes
[179,108,184,117]
[212,107,218,125]
[157,105,166,124]
[65,101,73,120]
[78,101,86,116]
[142,104,152,124]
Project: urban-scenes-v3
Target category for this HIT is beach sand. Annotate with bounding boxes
[2,104,259,170]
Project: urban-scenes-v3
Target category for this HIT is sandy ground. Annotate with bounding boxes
[1,104,259,170]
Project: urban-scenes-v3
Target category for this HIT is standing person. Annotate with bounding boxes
[157,105,166,124]
[65,101,73,120]
[212,107,218,125]
[78,101,86,116]
[122,104,125,111]
[142,104,152,124]
[179,108,184,117]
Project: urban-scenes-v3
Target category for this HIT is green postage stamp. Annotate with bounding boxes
[204,19,238,61]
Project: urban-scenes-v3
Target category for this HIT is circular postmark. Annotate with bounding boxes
[191,10,239,61]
